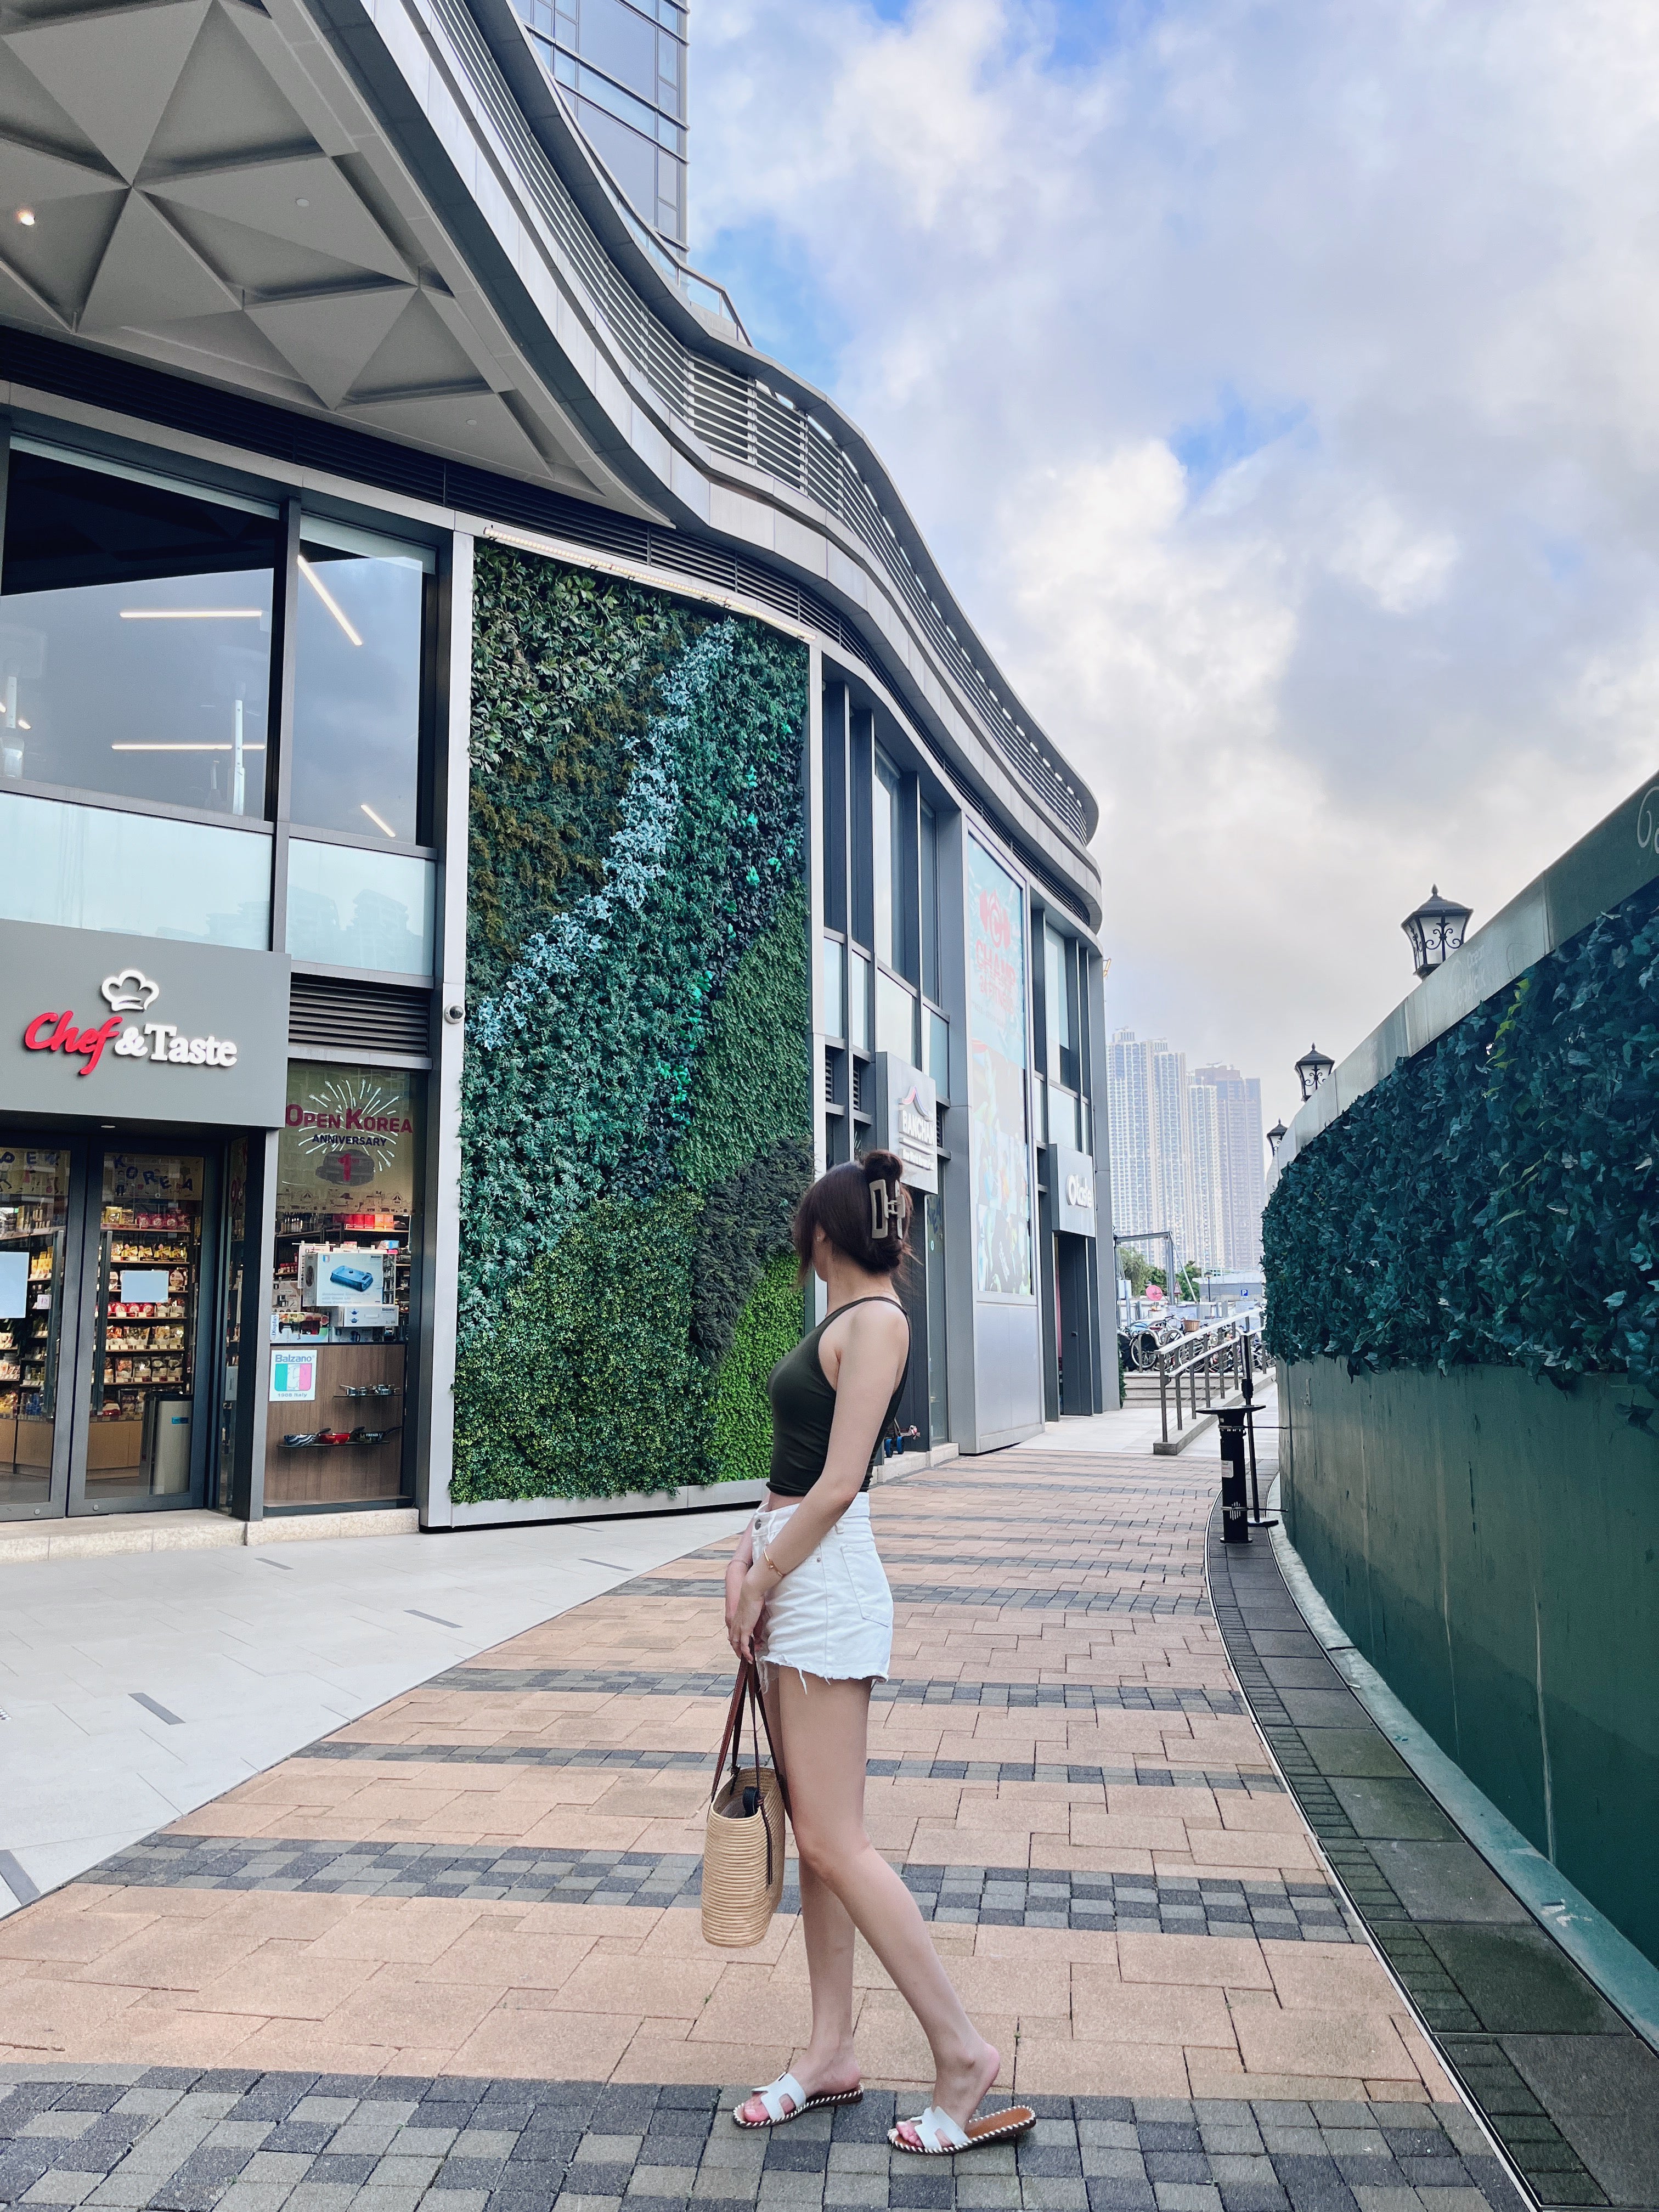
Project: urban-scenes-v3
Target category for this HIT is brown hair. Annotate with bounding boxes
[791,1149,913,1279]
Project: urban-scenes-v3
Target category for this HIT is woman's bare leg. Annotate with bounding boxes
[735,1678,860,2125]
[771,1672,998,2140]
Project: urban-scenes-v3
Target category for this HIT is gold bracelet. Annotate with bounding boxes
[760,1540,783,1579]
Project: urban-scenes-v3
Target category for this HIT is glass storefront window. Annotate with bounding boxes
[290,523,430,844]
[286,839,435,975]
[0,791,270,945]
[1,447,276,815]
[876,968,917,1063]
[873,752,903,974]
[822,936,845,1041]
[920,802,940,1003]
[848,949,872,1054]
[0,1146,69,1509]
[924,1188,948,1444]
[215,1137,249,1512]
[928,1008,950,1098]
[89,1153,204,1504]
[268,1063,422,1509]
[1046,925,1069,1085]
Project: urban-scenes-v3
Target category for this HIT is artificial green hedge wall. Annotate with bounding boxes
[1263,879,1659,1409]
[453,549,812,1502]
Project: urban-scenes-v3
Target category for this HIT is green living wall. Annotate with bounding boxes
[452,548,812,1503]
[1263,878,1659,1402]
[1265,878,1659,1966]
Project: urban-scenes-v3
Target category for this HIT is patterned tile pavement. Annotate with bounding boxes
[0,1429,1530,2210]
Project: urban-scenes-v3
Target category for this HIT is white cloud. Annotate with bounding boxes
[692,0,1659,1126]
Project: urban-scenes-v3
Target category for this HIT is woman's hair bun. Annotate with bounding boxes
[791,1149,913,1278]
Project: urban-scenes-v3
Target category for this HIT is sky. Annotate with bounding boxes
[687,0,1659,1131]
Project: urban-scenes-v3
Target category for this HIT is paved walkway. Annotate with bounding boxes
[0,1511,753,1915]
[0,1425,1524,2211]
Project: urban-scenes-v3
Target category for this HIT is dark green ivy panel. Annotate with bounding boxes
[453,549,812,1503]
[1265,872,1659,1974]
[1280,1358,1659,1973]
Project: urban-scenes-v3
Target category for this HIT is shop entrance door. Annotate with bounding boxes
[0,1133,86,1520]
[68,1143,221,1514]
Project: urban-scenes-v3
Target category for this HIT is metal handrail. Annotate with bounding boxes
[1155,1317,1258,1445]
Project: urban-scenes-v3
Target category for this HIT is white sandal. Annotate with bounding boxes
[732,2072,864,2129]
[888,2103,1036,2155]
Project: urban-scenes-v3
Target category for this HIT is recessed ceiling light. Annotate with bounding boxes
[16,210,33,226]
[465,417,477,426]
[295,197,309,207]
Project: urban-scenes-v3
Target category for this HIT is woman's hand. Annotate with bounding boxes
[730,1566,770,1662]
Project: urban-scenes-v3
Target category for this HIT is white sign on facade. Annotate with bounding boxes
[872,1052,939,1195]
[1051,1142,1098,1237]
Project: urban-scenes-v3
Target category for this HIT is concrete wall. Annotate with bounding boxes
[1280,1356,1659,1970]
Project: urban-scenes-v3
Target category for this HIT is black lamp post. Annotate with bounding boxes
[1266,1119,1288,1157]
[1402,886,1473,981]
[1295,1043,1333,1102]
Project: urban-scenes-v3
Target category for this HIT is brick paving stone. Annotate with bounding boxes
[0,1438,1538,2212]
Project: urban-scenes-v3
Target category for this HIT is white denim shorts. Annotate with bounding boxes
[754,1492,893,1686]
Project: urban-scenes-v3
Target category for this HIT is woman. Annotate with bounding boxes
[723,1150,1034,2157]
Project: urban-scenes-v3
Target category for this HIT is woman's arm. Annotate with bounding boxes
[729,1302,906,1657]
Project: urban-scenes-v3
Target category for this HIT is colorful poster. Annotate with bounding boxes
[967,839,1033,1298]
[269,1349,316,1402]
[277,1064,420,1215]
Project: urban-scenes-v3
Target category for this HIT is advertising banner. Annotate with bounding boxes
[276,1064,420,1216]
[967,840,1033,1298]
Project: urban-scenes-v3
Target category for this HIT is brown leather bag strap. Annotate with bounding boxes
[709,1662,752,1804]
[747,1667,792,1819]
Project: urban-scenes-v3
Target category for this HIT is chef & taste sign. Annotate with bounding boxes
[2,919,289,1123]
[24,968,240,1076]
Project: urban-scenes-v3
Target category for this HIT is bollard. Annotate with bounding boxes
[1218,1407,1250,1544]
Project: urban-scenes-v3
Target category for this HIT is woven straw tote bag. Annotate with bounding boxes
[702,1660,791,1948]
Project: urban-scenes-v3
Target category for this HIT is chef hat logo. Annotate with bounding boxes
[101,968,161,1014]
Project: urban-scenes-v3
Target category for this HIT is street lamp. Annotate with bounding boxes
[1402,886,1473,981]
[1266,1119,1288,1156]
[1295,1043,1334,1102]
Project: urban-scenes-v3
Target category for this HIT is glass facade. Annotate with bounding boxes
[291,524,430,844]
[0,1144,69,1509]
[0,791,270,945]
[966,838,1032,1299]
[1,448,276,815]
[89,1152,205,1505]
[268,1063,422,1509]
[511,0,689,247]
[286,839,436,976]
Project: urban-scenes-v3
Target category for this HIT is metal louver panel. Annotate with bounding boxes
[289,974,434,1061]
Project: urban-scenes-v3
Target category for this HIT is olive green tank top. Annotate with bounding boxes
[766,1295,910,1498]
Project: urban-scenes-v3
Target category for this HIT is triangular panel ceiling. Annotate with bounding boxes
[152,156,410,285]
[0,182,122,322]
[79,191,236,331]
[248,283,413,409]
[0,36,111,171]
[156,199,393,301]
[0,131,115,212]
[140,0,317,175]
[346,390,558,481]
[7,1,209,183]
[345,290,490,403]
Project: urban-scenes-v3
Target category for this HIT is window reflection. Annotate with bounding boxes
[0,448,275,814]
[290,527,428,844]
[286,839,435,977]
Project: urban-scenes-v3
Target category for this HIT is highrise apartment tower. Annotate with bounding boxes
[1190,1065,1267,1268]
[511,0,690,251]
